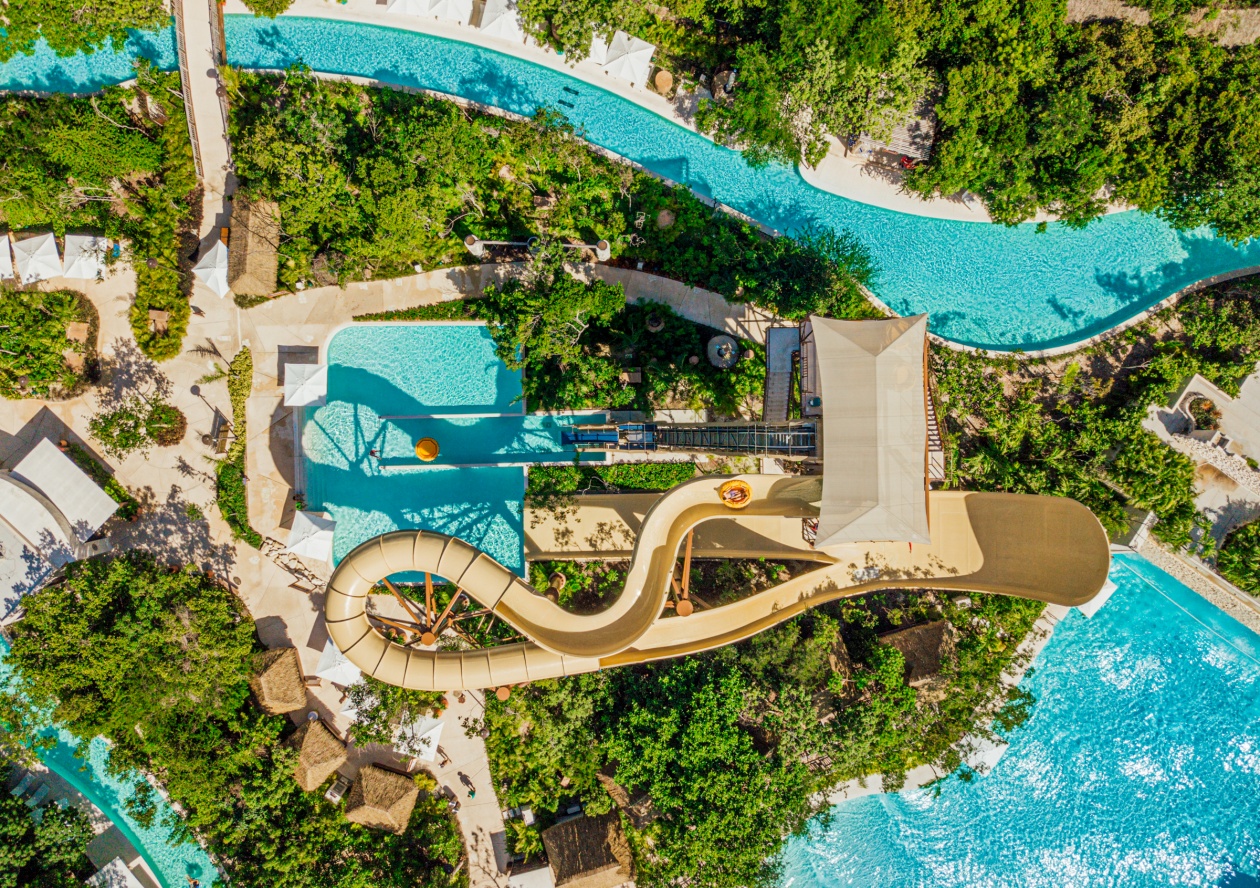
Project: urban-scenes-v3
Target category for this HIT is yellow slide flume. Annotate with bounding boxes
[323,476,1111,691]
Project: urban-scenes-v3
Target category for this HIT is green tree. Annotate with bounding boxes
[0,793,94,888]
[344,675,445,748]
[0,0,167,61]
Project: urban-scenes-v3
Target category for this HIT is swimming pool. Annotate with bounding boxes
[0,638,219,888]
[0,27,175,92]
[303,324,603,571]
[778,553,1260,887]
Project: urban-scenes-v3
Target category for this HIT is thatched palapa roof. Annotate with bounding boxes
[879,620,958,688]
[286,720,347,791]
[249,647,308,715]
[227,195,280,296]
[541,812,635,888]
[345,765,420,834]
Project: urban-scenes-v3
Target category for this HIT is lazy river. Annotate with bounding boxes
[780,553,1260,887]
[2,17,1259,350]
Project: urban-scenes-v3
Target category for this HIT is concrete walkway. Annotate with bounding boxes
[177,0,235,239]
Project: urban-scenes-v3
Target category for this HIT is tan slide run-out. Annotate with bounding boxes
[323,475,1111,691]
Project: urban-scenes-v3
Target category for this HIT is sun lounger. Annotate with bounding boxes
[25,783,50,807]
[10,772,35,797]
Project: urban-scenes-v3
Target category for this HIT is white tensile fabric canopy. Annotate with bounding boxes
[393,715,444,761]
[11,233,61,283]
[62,234,108,280]
[479,0,525,40]
[192,241,231,298]
[13,438,118,543]
[810,314,930,548]
[286,510,336,563]
[86,857,146,888]
[316,637,363,686]
[601,30,655,88]
[428,0,472,23]
[283,363,328,407]
[0,239,12,280]
[386,0,429,14]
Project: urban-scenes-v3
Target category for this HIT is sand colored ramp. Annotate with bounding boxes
[323,479,1110,691]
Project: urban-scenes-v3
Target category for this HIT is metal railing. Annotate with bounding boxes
[170,0,204,178]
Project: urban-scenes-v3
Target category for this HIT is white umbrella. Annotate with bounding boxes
[602,31,654,88]
[0,239,12,280]
[62,234,108,280]
[286,510,336,563]
[315,638,362,687]
[192,241,230,298]
[479,0,524,40]
[428,0,472,23]
[11,233,61,283]
[394,716,444,761]
[386,0,429,14]
[283,363,328,407]
[588,33,610,66]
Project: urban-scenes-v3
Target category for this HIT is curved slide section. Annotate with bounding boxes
[324,478,1112,691]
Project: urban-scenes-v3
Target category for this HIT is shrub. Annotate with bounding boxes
[146,401,187,446]
[1187,397,1221,431]
[0,287,96,398]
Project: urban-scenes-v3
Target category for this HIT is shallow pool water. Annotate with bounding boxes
[304,324,602,571]
[0,639,219,888]
[220,15,1260,352]
[778,553,1260,888]
[0,28,175,92]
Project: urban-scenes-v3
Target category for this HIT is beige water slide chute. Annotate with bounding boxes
[323,475,1111,691]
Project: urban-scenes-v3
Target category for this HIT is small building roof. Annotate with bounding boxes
[541,812,635,888]
[345,764,420,834]
[810,314,930,547]
[249,647,308,715]
[287,719,348,791]
[85,857,145,888]
[227,196,280,297]
[879,620,957,687]
[13,439,119,542]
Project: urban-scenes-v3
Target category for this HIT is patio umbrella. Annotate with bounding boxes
[315,637,363,687]
[283,363,328,407]
[588,33,610,66]
[61,234,108,280]
[386,0,429,13]
[11,233,61,283]
[394,715,444,761]
[602,31,655,88]
[0,239,14,280]
[286,510,336,563]
[479,0,525,40]
[192,241,230,298]
[428,0,472,23]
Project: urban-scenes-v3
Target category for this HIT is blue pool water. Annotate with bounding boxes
[0,639,219,888]
[779,553,1260,888]
[220,15,1260,352]
[0,28,175,92]
[303,324,602,571]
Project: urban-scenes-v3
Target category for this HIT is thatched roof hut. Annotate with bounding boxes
[541,812,635,888]
[286,720,347,791]
[344,765,419,834]
[879,620,958,688]
[248,647,307,715]
[227,195,280,296]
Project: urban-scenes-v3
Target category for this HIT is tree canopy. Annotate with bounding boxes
[0,0,167,61]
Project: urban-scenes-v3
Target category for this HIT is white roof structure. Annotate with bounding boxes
[601,31,655,88]
[588,33,610,66]
[393,715,444,761]
[13,439,119,542]
[192,241,230,298]
[810,314,930,548]
[316,637,363,686]
[283,363,328,407]
[12,233,61,283]
[479,0,525,40]
[62,234,108,280]
[386,0,429,14]
[86,858,145,888]
[287,510,336,564]
[0,239,12,280]
[428,0,472,23]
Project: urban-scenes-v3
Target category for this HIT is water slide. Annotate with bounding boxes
[323,476,1111,691]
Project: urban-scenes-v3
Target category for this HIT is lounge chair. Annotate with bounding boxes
[10,772,35,797]
[25,783,50,808]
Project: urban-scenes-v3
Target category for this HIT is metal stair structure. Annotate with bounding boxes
[566,421,818,457]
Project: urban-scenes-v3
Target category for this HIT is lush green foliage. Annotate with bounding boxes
[3,554,466,887]
[0,288,95,399]
[216,348,263,546]
[480,591,1041,887]
[344,675,446,749]
[241,0,294,18]
[0,791,94,888]
[0,0,166,61]
[518,0,1260,240]
[88,394,186,459]
[1217,520,1260,595]
[0,67,197,359]
[228,71,874,315]
[527,461,695,501]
